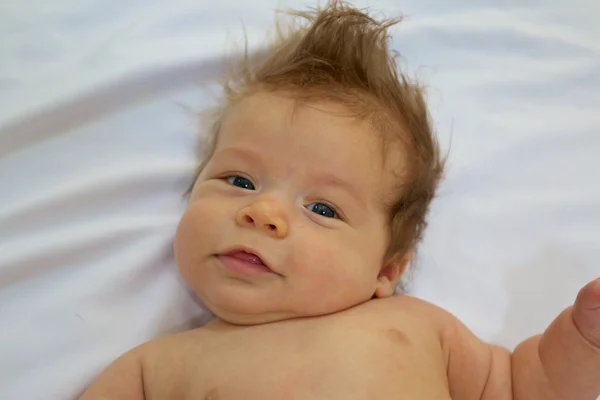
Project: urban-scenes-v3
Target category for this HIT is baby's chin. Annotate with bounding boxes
[204,295,364,326]
[193,278,370,326]
[194,288,295,325]
[207,302,299,326]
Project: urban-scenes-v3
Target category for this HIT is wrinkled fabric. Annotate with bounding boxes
[1,1,599,398]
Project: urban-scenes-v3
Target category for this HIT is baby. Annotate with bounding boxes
[80,1,600,399]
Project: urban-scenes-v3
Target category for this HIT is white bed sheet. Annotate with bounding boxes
[1,0,599,398]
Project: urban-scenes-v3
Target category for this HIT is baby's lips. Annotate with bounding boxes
[572,278,600,349]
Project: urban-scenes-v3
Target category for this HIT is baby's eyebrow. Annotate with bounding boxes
[312,171,365,208]
[213,147,265,168]
[214,147,366,207]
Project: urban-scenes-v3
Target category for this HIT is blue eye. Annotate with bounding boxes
[306,202,338,219]
[226,176,255,190]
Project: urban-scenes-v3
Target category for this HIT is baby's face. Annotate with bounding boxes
[175,91,402,324]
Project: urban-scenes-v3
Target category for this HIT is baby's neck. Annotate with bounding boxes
[203,318,232,330]
[202,314,304,331]
[202,317,267,331]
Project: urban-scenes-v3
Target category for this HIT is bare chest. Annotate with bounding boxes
[143,309,451,399]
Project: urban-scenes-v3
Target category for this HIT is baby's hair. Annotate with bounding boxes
[188,0,444,284]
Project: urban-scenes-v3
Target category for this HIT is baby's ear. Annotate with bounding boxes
[374,253,412,298]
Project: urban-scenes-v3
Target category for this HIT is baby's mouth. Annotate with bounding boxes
[227,250,265,266]
[217,247,278,275]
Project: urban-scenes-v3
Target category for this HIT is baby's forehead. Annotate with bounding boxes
[235,92,399,147]
[221,90,407,189]
[229,90,402,145]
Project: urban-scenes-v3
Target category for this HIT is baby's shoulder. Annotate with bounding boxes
[350,295,460,344]
[368,294,455,324]
[373,295,488,355]
[132,327,211,363]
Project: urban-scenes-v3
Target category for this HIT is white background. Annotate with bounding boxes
[1,1,599,398]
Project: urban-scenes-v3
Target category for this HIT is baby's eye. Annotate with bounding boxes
[226,176,255,190]
[306,202,338,219]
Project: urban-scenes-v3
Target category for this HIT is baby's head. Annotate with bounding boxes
[175,0,443,325]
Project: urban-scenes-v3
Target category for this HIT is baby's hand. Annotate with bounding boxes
[512,277,600,400]
[572,278,600,349]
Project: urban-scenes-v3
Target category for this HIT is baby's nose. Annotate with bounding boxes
[236,200,289,239]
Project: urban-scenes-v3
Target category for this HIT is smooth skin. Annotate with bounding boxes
[80,92,600,400]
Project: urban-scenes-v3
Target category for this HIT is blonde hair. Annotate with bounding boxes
[189,0,444,275]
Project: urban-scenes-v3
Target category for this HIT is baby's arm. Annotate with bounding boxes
[79,350,145,400]
[512,278,600,399]
[444,278,600,400]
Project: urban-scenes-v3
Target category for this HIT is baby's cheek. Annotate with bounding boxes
[303,236,367,287]
[174,209,203,277]
[174,210,194,262]
[176,203,218,265]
